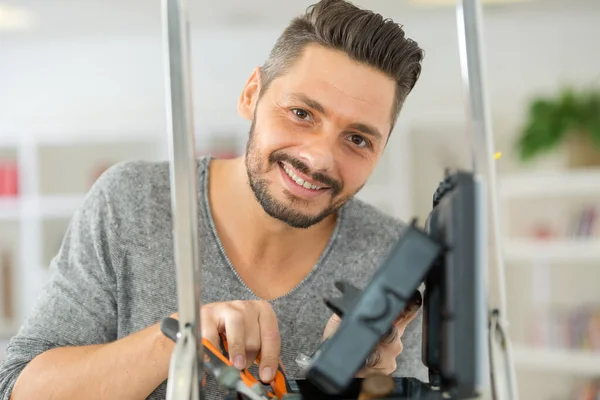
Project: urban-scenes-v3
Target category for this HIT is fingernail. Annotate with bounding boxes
[234,355,245,370]
[261,367,273,382]
[330,313,342,323]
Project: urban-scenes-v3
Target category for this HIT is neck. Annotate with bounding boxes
[207,156,338,273]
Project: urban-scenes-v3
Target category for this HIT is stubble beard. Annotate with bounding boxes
[244,120,353,229]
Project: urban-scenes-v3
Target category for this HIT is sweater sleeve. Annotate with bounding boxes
[0,164,125,400]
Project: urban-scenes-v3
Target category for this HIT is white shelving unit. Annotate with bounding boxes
[0,195,87,221]
[498,169,600,398]
[504,238,600,263]
[0,131,165,341]
[513,346,600,377]
[499,169,600,199]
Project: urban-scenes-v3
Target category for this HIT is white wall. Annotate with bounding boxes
[2,2,598,213]
[2,2,598,148]
[0,31,266,138]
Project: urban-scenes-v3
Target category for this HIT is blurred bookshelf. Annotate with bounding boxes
[0,131,164,342]
[504,239,600,263]
[499,169,600,400]
[499,169,600,199]
[513,346,600,376]
[0,129,239,344]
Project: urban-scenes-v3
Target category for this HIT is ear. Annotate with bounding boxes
[238,66,262,120]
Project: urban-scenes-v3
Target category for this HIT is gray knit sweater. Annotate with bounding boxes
[0,156,427,400]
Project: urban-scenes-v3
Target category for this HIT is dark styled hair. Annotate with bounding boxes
[260,0,424,129]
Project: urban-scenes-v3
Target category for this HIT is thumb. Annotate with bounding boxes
[322,313,342,341]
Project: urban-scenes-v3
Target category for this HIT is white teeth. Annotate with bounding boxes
[282,164,322,190]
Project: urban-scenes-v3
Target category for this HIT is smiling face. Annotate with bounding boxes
[239,44,397,229]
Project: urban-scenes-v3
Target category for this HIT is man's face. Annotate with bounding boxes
[240,44,396,229]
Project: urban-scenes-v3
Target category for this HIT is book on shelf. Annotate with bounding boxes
[0,161,18,197]
[529,304,600,352]
[569,205,598,238]
[525,204,599,243]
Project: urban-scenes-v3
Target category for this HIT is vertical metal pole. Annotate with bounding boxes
[456,1,518,399]
[162,0,203,399]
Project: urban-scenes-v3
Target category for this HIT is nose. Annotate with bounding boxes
[297,133,335,173]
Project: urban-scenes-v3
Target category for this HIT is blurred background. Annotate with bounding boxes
[1,0,599,398]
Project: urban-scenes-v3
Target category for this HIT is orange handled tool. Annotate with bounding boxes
[218,333,292,399]
[160,317,290,399]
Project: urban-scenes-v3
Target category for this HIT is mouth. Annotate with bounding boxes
[279,162,330,190]
[277,161,331,199]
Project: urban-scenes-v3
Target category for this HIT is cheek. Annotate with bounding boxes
[254,115,299,153]
[338,158,374,192]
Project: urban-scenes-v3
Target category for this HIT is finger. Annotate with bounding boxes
[256,301,281,383]
[380,326,399,346]
[357,354,397,377]
[200,307,220,351]
[394,291,423,323]
[366,340,403,367]
[394,292,423,331]
[395,306,420,336]
[358,358,398,377]
[362,341,401,376]
[378,336,404,358]
[364,349,382,369]
[322,313,342,340]
[245,315,261,369]
[223,309,247,370]
[366,329,405,375]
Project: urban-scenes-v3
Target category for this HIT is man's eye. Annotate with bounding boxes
[348,134,368,148]
[291,108,311,120]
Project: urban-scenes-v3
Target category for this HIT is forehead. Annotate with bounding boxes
[268,44,396,134]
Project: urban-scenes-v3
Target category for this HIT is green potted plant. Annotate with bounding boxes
[516,87,600,168]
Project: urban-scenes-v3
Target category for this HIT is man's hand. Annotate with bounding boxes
[321,291,422,376]
[172,300,280,383]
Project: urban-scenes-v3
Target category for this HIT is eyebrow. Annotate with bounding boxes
[288,93,384,141]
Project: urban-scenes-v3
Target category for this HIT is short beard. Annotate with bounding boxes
[244,120,353,229]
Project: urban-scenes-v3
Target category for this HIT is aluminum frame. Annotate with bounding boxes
[456,1,518,399]
[162,0,203,399]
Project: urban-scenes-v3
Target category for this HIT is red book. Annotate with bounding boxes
[0,162,19,197]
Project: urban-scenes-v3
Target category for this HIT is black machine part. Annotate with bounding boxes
[423,170,486,399]
[305,221,444,394]
[303,170,485,400]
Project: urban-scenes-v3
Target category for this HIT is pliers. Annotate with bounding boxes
[161,317,293,400]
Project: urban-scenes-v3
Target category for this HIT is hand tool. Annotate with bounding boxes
[161,317,291,400]
[218,332,292,399]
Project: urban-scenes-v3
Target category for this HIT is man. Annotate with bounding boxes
[0,0,425,399]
